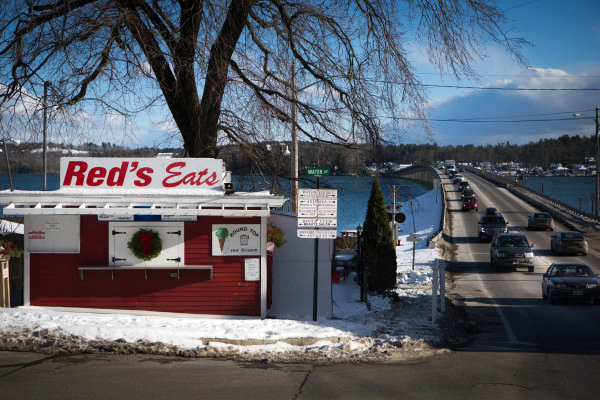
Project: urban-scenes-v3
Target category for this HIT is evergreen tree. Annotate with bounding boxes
[362,177,397,293]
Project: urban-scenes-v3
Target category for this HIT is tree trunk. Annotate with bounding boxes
[189,0,254,158]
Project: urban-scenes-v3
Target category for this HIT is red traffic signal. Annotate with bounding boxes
[395,213,406,223]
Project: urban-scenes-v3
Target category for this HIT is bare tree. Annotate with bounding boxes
[0,0,527,159]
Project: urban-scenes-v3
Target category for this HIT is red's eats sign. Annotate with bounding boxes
[60,158,224,189]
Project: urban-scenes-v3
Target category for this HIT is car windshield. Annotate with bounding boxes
[464,198,476,203]
[533,213,551,220]
[482,216,505,224]
[552,265,593,277]
[562,232,583,240]
[498,237,528,247]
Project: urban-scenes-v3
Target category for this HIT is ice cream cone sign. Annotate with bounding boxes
[215,228,228,253]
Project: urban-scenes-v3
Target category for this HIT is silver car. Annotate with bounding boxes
[527,212,554,231]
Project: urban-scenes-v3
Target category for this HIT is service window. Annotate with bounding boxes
[109,222,184,266]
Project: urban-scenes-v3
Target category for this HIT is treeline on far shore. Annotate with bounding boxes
[1,134,594,176]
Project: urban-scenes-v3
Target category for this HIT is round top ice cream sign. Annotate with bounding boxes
[212,224,261,256]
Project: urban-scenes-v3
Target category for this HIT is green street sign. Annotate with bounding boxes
[306,168,330,176]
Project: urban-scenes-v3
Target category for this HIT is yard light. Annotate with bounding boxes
[267,143,290,194]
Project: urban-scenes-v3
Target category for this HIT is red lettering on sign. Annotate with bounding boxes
[107,162,129,186]
[204,171,219,186]
[86,167,107,186]
[163,162,186,188]
[163,163,220,187]
[62,161,88,186]
[134,168,153,186]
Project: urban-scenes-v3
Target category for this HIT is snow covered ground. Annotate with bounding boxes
[0,188,454,362]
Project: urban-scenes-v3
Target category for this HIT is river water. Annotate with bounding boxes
[522,176,596,214]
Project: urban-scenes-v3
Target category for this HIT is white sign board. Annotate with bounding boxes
[297,189,338,239]
[297,229,337,239]
[298,198,338,208]
[244,258,260,281]
[25,215,80,253]
[298,189,337,198]
[407,233,422,243]
[297,218,337,228]
[60,157,224,190]
[212,224,261,256]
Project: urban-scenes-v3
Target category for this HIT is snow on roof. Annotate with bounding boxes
[0,188,286,217]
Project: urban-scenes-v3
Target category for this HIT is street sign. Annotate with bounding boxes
[297,188,337,239]
[298,188,337,198]
[306,167,330,176]
[297,218,337,228]
[407,233,422,242]
[298,208,337,218]
[297,229,337,239]
[298,198,337,208]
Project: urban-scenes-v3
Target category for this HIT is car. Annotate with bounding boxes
[452,174,464,184]
[457,167,465,173]
[457,180,470,191]
[542,263,600,304]
[483,207,498,216]
[478,212,509,242]
[490,233,535,272]
[461,188,476,200]
[550,231,588,256]
[462,197,478,211]
[527,212,554,231]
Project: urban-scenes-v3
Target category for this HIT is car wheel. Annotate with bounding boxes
[588,298,595,305]
[528,265,534,273]
[548,292,554,304]
[542,289,547,300]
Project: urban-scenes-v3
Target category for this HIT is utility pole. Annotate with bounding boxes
[43,81,51,191]
[573,107,599,216]
[291,61,298,213]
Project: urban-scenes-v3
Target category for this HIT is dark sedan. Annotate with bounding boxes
[550,231,588,256]
[542,263,600,304]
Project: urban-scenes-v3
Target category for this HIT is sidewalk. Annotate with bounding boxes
[0,189,455,363]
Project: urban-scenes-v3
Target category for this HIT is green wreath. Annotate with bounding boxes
[127,229,163,261]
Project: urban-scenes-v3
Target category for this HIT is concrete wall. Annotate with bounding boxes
[267,212,333,319]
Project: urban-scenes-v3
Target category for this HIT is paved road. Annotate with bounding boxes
[448,171,600,354]
[2,171,600,399]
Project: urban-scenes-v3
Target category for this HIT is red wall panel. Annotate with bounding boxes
[29,215,263,315]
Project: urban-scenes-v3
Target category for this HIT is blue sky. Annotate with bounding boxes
[419,0,600,146]
[130,0,600,149]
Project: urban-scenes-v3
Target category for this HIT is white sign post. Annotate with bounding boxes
[297,181,338,322]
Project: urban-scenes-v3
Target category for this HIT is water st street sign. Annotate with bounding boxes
[305,168,330,176]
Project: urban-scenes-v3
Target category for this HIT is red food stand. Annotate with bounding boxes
[0,158,285,317]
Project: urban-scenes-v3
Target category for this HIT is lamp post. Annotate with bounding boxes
[267,143,291,194]
[356,224,367,303]
[573,106,599,216]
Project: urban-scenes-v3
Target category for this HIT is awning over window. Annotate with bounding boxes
[0,189,286,217]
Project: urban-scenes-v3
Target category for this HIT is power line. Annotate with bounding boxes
[416,83,600,91]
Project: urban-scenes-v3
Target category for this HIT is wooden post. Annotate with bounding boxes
[1,256,9,308]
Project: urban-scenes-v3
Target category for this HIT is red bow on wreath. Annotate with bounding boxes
[139,232,153,255]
